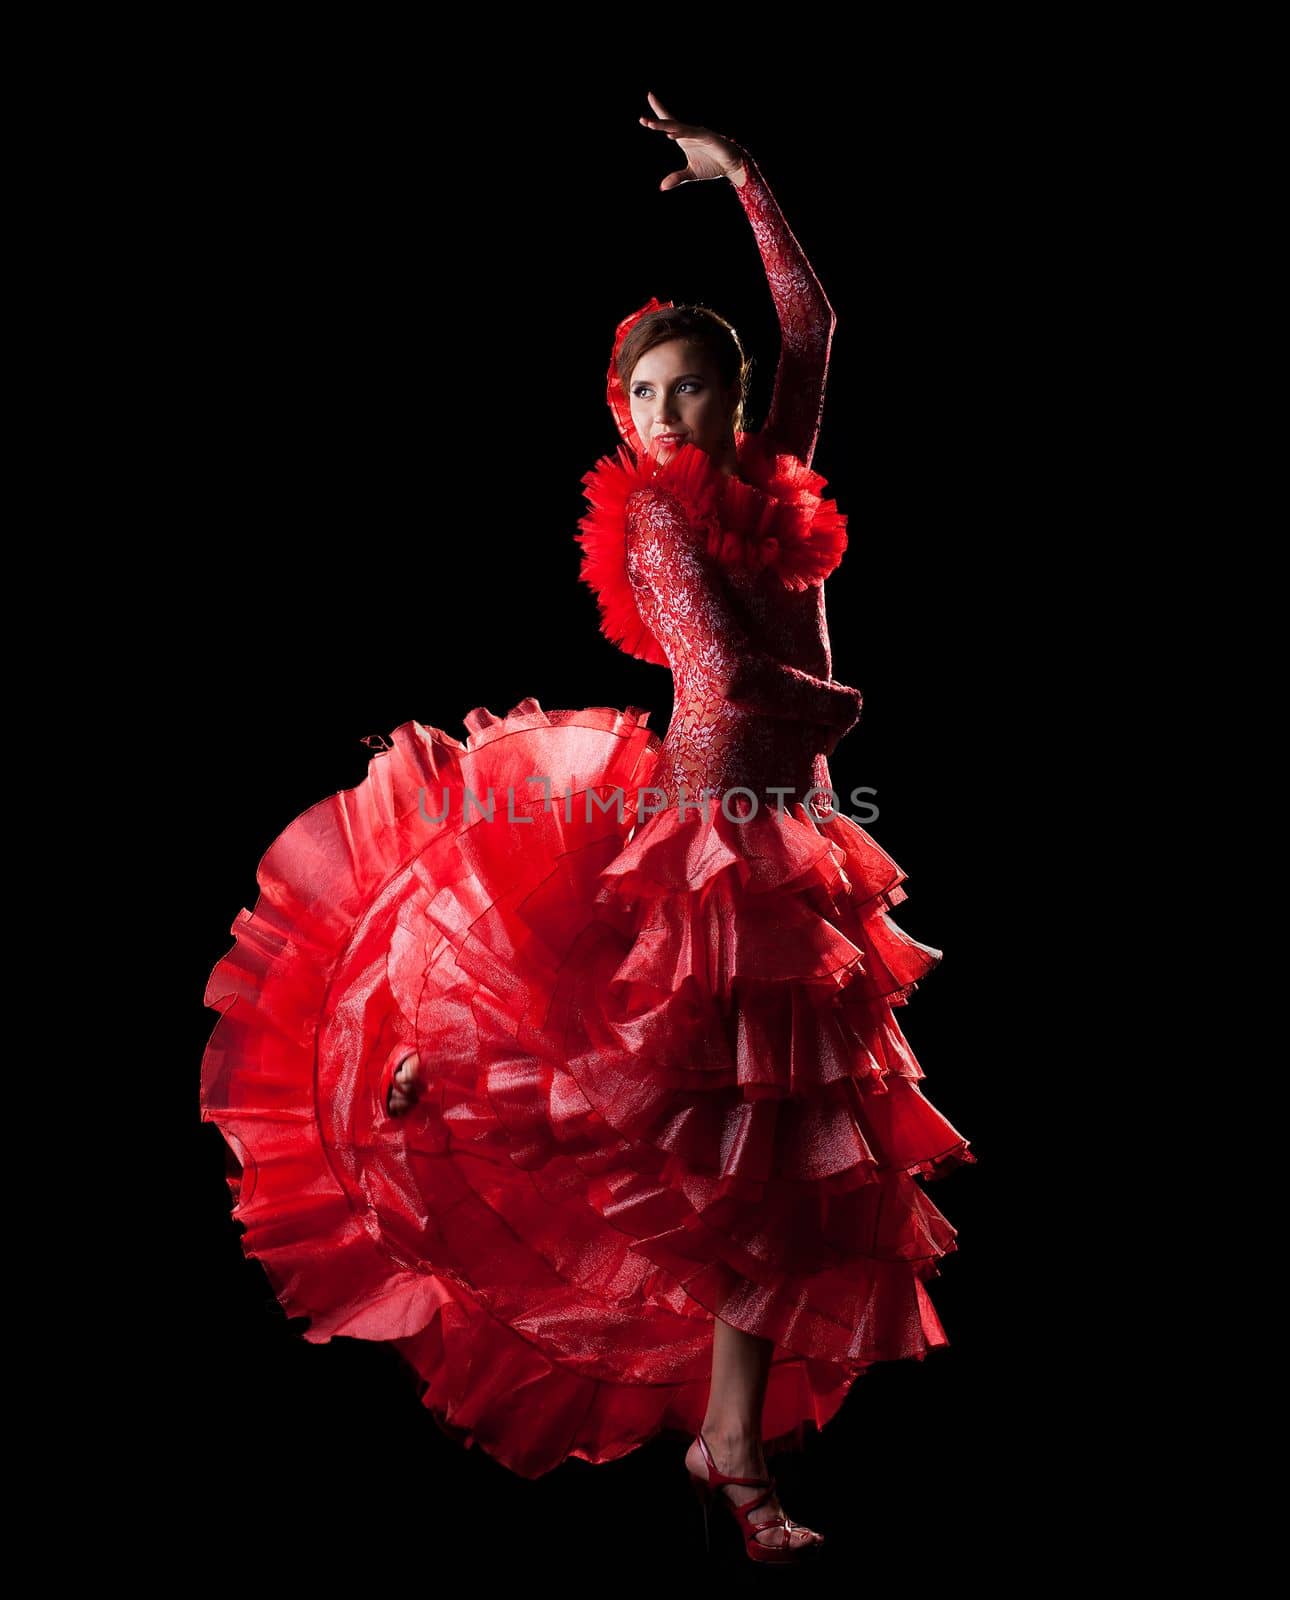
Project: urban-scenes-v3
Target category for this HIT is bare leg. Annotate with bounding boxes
[685,1319,824,1550]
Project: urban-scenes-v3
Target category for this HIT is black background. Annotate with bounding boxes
[147,43,1109,1579]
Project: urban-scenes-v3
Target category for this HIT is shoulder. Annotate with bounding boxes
[615,447,727,561]
[624,479,728,583]
[624,482,689,530]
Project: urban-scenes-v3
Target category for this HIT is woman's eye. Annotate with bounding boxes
[633,383,700,398]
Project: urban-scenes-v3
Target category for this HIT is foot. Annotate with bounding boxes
[686,1432,824,1553]
[386,1051,422,1116]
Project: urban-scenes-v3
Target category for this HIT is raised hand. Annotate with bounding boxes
[638,90,747,191]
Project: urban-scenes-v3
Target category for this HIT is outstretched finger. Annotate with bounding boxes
[647,89,678,120]
[639,114,691,139]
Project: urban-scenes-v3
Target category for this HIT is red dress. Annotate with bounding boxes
[199,151,976,1480]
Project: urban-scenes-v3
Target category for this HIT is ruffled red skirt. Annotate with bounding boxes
[200,697,975,1479]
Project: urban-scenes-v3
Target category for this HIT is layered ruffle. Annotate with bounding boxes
[575,430,848,666]
[201,697,974,1478]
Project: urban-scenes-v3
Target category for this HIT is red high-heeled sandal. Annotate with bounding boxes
[686,1432,825,1564]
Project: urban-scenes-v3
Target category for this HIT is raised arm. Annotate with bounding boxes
[729,150,836,469]
[636,97,837,467]
[625,485,861,730]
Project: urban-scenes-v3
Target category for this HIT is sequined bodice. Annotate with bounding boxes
[626,489,843,814]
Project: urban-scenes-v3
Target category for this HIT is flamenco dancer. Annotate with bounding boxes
[201,92,976,1565]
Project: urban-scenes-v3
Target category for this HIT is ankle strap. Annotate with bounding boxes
[695,1432,773,1490]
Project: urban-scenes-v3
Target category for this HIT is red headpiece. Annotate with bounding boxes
[606,295,674,452]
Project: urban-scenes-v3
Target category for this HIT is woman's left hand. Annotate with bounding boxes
[638,91,746,190]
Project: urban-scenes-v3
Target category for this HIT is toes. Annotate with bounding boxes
[769,1522,823,1549]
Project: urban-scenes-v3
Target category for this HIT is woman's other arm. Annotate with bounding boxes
[625,485,861,732]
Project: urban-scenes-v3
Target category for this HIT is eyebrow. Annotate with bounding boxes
[631,373,706,385]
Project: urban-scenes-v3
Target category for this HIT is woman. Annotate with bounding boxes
[201,92,975,1566]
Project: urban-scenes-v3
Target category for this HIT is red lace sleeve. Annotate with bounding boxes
[731,151,836,469]
[625,485,859,729]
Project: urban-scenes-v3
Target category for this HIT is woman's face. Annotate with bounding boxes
[627,340,738,464]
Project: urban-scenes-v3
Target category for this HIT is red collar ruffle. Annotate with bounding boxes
[575,431,848,667]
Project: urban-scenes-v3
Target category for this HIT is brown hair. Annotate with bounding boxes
[614,305,751,433]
